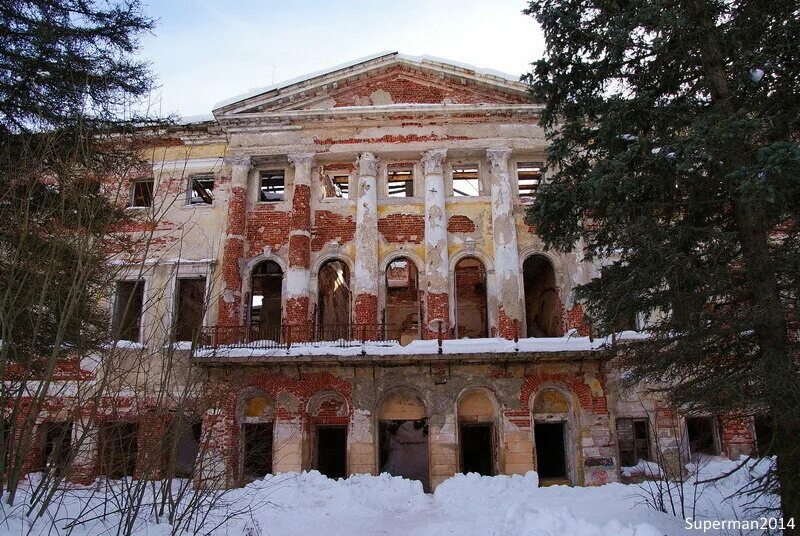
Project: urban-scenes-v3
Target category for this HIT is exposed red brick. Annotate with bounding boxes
[447,215,476,233]
[378,214,424,244]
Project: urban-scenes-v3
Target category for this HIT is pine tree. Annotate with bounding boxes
[524,0,800,524]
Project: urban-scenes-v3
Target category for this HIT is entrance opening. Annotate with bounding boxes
[99,422,138,478]
[454,257,488,338]
[379,419,429,491]
[523,255,561,337]
[316,426,347,479]
[318,259,351,340]
[242,423,273,479]
[385,257,420,344]
[534,422,567,479]
[754,416,776,456]
[460,424,493,476]
[686,417,720,456]
[249,260,283,336]
[617,418,651,466]
[41,422,72,471]
[166,415,202,479]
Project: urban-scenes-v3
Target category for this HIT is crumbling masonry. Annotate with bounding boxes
[16,53,759,490]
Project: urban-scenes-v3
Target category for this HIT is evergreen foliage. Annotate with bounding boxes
[524,0,800,523]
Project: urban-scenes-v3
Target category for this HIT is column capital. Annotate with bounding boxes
[421,148,448,175]
[486,147,512,172]
[224,155,253,172]
[356,152,379,177]
[288,152,316,168]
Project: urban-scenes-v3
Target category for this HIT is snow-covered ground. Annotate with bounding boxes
[0,457,778,536]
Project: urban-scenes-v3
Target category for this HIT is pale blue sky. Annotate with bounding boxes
[137,1,544,117]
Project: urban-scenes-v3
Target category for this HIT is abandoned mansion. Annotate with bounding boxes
[23,52,763,491]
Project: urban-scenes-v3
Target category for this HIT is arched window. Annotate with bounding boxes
[249,260,283,334]
[454,257,488,338]
[523,255,562,337]
[317,259,351,340]
[385,257,420,344]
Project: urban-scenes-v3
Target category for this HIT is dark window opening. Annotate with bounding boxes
[387,164,414,198]
[754,416,776,456]
[324,174,350,199]
[114,280,144,342]
[686,417,720,456]
[174,278,206,342]
[454,257,488,338]
[249,261,283,338]
[165,415,202,479]
[99,422,138,478]
[260,170,285,202]
[452,163,480,197]
[534,422,567,479]
[385,258,420,344]
[517,162,543,199]
[243,423,273,480]
[42,422,73,471]
[315,426,347,480]
[379,419,429,492]
[188,175,214,204]
[130,179,154,208]
[523,255,561,337]
[317,260,351,341]
[460,424,493,476]
[617,418,650,466]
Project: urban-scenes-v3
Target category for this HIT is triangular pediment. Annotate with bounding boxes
[213,52,531,117]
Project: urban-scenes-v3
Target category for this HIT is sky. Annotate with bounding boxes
[137,0,545,118]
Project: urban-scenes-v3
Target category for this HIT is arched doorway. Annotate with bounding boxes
[532,388,571,483]
[454,257,488,338]
[457,390,496,476]
[308,391,349,480]
[239,391,275,483]
[378,390,429,491]
[317,259,351,340]
[523,255,561,337]
[384,257,421,344]
[249,260,283,336]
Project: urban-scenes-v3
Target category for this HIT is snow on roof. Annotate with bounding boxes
[212,51,525,112]
[176,113,215,125]
[194,332,649,359]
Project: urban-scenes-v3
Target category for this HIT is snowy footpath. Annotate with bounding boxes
[0,457,778,536]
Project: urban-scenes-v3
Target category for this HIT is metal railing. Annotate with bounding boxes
[198,323,399,351]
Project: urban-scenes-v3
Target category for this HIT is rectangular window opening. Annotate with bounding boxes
[114,280,144,342]
[260,170,285,202]
[387,164,414,198]
[130,179,154,208]
[517,162,543,199]
[324,173,350,199]
[188,175,214,205]
[686,417,720,457]
[452,163,480,197]
[174,278,206,342]
[165,415,202,479]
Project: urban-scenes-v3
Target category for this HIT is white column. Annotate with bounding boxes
[285,153,315,333]
[487,147,524,338]
[421,149,449,336]
[353,152,380,325]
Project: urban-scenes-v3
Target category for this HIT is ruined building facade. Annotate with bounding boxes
[23,53,760,490]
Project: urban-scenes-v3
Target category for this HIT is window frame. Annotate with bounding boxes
[172,276,208,343]
[187,174,215,205]
[385,163,416,199]
[113,279,145,343]
[516,161,544,200]
[450,162,482,197]
[129,179,154,208]
[258,169,286,203]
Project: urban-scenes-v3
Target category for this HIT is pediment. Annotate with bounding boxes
[213,53,531,117]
